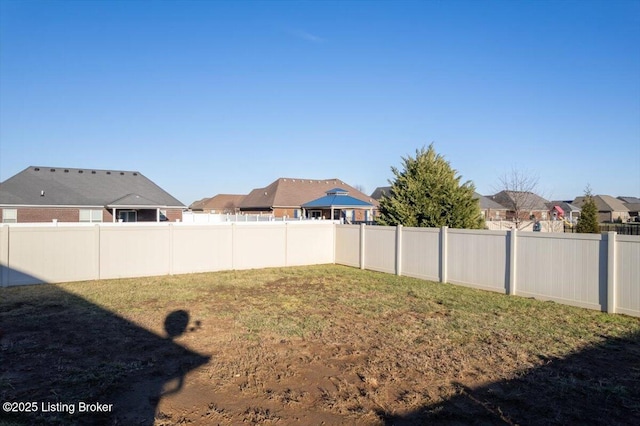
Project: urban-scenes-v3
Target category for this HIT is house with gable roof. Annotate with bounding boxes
[371,186,391,201]
[546,201,582,224]
[189,194,245,214]
[0,166,185,223]
[238,177,378,222]
[573,195,630,223]
[491,190,550,222]
[618,196,640,221]
[473,192,509,221]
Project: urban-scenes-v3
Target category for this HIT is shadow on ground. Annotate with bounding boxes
[0,274,209,425]
[380,330,640,425]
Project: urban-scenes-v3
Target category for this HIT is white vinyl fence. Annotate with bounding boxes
[334,224,640,317]
[0,222,335,286]
[2,223,638,317]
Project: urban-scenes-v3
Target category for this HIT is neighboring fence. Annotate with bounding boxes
[564,223,640,235]
[485,220,564,232]
[181,211,339,223]
[0,222,335,286]
[182,212,277,223]
[334,224,640,317]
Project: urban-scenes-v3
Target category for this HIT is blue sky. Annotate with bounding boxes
[1,0,639,205]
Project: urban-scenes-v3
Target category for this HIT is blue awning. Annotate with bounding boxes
[302,193,373,208]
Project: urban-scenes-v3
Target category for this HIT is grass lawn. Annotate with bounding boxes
[1,264,639,425]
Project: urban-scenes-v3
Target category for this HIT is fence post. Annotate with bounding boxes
[508,228,517,295]
[440,226,448,283]
[0,225,8,287]
[332,222,337,264]
[360,223,366,270]
[396,225,403,276]
[607,231,617,313]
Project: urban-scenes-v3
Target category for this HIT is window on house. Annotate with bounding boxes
[2,209,17,223]
[79,209,103,223]
[310,210,322,219]
[118,210,137,222]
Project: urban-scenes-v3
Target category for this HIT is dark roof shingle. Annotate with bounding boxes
[0,166,184,208]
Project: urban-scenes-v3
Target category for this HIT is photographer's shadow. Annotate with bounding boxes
[112,309,209,425]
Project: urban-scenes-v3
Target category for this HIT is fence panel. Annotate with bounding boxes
[516,233,605,310]
[364,226,396,274]
[401,227,440,281]
[286,223,335,266]
[6,226,99,285]
[232,225,286,270]
[100,226,171,279]
[616,236,640,316]
[171,225,233,274]
[447,229,509,293]
[335,225,360,267]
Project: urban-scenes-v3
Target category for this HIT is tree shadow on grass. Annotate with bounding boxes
[0,276,209,425]
[380,330,640,425]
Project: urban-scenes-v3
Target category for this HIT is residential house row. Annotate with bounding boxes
[0,165,637,224]
[369,187,640,224]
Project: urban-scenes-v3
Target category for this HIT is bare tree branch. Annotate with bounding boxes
[493,168,544,228]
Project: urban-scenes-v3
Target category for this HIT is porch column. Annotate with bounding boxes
[156,208,160,222]
[113,208,116,223]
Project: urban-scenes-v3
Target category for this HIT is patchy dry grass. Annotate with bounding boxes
[1,265,639,425]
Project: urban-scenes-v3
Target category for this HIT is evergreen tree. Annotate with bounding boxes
[576,186,600,233]
[377,144,484,229]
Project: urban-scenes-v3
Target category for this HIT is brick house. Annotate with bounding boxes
[573,195,630,223]
[238,178,378,222]
[0,166,185,223]
[617,196,640,222]
[473,192,509,221]
[491,190,550,222]
[189,194,245,214]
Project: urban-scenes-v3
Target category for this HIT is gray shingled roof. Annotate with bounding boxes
[492,190,549,211]
[370,186,392,200]
[547,201,581,213]
[0,166,185,208]
[473,192,508,210]
[617,196,640,204]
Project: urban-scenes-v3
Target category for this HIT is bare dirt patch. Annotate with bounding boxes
[1,265,639,425]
